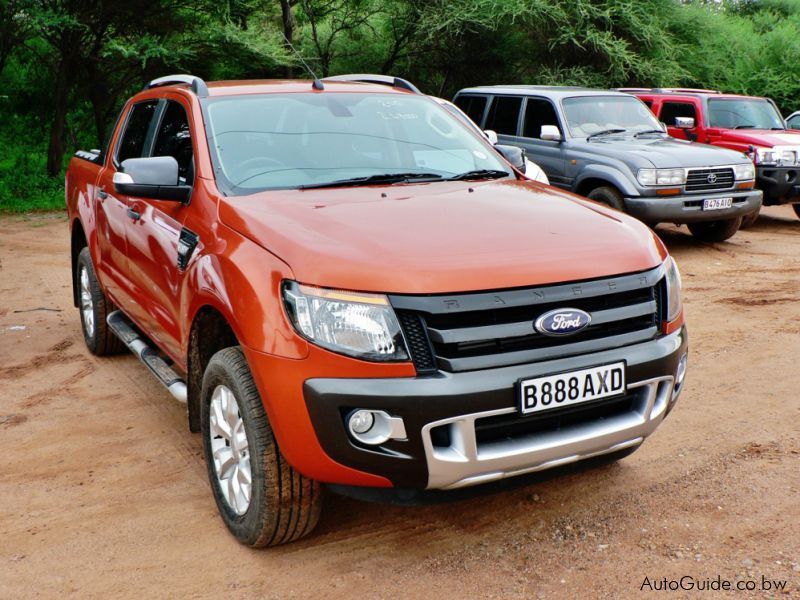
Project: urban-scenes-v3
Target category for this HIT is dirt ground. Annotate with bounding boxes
[0,207,798,599]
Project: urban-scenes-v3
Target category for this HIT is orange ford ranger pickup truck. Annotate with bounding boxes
[65,74,688,547]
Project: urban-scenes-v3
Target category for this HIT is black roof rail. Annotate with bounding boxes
[322,73,421,94]
[616,87,722,95]
[144,74,209,98]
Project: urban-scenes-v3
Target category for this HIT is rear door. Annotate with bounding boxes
[95,99,159,305]
[122,98,196,360]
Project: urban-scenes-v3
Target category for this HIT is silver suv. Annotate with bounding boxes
[454,86,763,242]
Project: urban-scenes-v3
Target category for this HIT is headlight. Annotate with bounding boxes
[282,281,408,361]
[755,147,779,165]
[733,162,755,180]
[664,257,682,322]
[637,168,686,186]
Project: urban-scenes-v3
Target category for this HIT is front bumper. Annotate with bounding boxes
[756,166,800,204]
[623,190,761,223]
[303,326,688,490]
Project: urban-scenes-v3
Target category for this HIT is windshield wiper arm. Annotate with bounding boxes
[734,124,756,129]
[634,129,666,138]
[587,128,626,140]
[298,172,443,190]
[443,169,510,181]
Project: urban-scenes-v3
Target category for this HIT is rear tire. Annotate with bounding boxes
[687,217,741,242]
[739,208,760,229]
[586,186,626,212]
[76,247,125,355]
[201,347,322,547]
[792,203,800,220]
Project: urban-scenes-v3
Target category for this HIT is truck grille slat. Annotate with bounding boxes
[391,266,666,373]
[685,167,734,192]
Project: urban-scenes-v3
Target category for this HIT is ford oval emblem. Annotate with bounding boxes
[534,308,592,337]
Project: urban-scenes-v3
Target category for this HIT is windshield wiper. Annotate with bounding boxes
[587,128,626,140]
[634,129,666,138]
[734,124,756,129]
[443,169,510,181]
[298,172,443,190]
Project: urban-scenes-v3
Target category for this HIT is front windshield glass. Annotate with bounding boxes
[204,92,511,194]
[708,98,785,130]
[562,95,662,137]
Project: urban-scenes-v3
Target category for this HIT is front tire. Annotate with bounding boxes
[687,217,742,242]
[76,247,124,355]
[201,347,322,547]
[586,186,626,212]
[739,208,760,229]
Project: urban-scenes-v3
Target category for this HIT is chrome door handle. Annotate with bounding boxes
[98,188,108,200]
[126,208,141,221]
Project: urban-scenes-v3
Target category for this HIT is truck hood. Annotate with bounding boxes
[712,128,800,149]
[572,135,749,168]
[218,179,666,294]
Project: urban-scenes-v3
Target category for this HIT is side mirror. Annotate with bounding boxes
[114,156,191,202]
[495,144,526,172]
[675,117,695,129]
[483,129,498,144]
[540,125,562,142]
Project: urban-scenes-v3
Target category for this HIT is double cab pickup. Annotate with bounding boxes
[66,74,688,546]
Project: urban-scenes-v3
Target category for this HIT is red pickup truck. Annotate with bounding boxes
[66,74,688,546]
[623,88,800,224]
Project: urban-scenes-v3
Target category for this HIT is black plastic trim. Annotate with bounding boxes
[303,326,687,488]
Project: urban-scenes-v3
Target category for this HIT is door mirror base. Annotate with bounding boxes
[495,144,527,172]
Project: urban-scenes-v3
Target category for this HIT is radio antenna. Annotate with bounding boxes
[282,34,324,90]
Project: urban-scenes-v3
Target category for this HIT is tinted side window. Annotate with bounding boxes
[153,100,194,183]
[522,98,560,139]
[116,100,159,163]
[454,95,488,126]
[485,96,522,135]
[660,102,697,126]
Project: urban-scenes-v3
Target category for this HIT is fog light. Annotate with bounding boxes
[675,353,688,388]
[349,410,374,434]
[346,409,407,446]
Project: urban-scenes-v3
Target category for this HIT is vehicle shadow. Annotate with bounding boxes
[276,451,635,554]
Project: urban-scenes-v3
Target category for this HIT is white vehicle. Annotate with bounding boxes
[433,97,549,184]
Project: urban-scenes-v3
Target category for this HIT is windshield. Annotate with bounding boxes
[708,98,785,130]
[204,92,512,194]
[562,95,662,137]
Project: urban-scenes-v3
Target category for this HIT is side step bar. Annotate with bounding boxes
[107,311,187,403]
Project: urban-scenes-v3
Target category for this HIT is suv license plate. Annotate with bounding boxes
[518,362,626,415]
[702,197,733,211]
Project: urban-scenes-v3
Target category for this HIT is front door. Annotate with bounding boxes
[123,99,196,360]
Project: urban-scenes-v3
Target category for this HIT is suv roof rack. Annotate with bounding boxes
[145,74,209,98]
[322,73,421,94]
[616,87,721,95]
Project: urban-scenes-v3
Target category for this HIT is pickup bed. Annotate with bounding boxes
[66,74,688,547]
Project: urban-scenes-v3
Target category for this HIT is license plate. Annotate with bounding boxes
[702,197,733,211]
[518,362,626,415]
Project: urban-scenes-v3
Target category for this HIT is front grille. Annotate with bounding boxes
[473,392,640,446]
[390,266,665,373]
[686,167,734,192]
